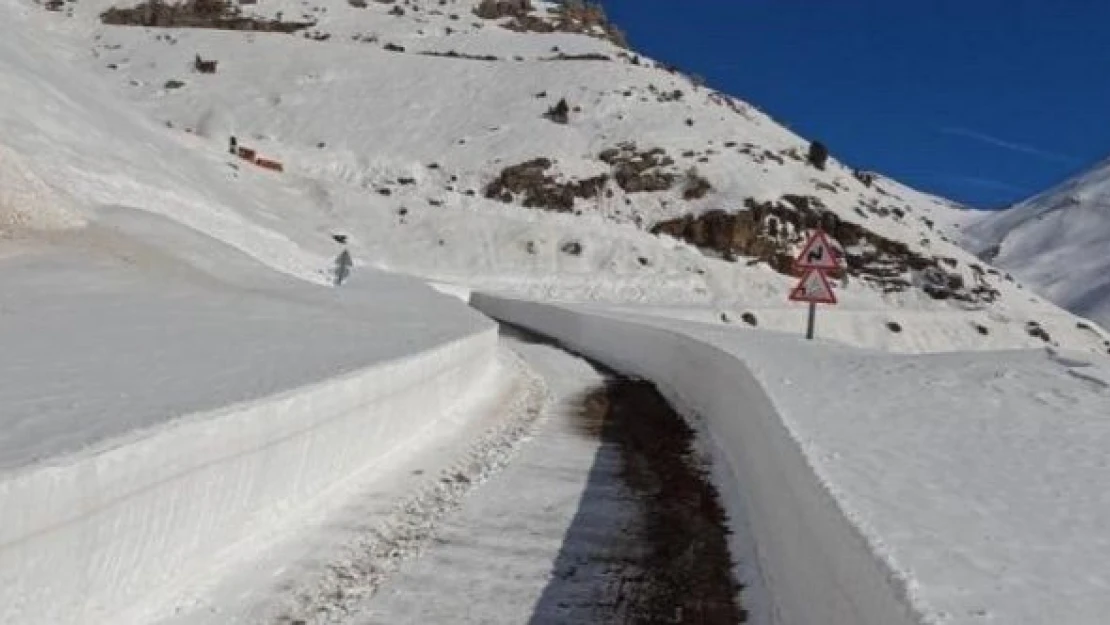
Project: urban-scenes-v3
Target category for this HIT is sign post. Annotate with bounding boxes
[807,299,817,340]
[789,230,841,340]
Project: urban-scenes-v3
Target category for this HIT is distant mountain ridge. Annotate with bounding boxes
[963,156,1110,328]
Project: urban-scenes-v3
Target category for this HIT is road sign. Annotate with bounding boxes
[789,266,838,340]
[789,268,838,305]
[794,230,841,272]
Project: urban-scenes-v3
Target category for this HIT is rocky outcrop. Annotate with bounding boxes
[473,0,531,20]
[474,0,627,48]
[487,145,692,213]
[599,143,678,193]
[484,158,607,212]
[101,0,313,31]
[652,197,1000,303]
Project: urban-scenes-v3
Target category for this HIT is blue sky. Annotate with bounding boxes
[599,1,1110,208]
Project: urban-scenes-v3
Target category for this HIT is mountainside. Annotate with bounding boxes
[4,0,1108,354]
[964,158,1110,329]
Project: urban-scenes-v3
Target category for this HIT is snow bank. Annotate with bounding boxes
[0,221,500,624]
[0,328,496,625]
[474,294,917,625]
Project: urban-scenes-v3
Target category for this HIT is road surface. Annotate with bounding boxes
[353,326,744,623]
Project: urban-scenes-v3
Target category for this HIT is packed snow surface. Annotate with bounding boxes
[477,295,1110,625]
[355,327,618,624]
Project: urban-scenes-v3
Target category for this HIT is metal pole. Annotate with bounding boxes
[806,302,816,340]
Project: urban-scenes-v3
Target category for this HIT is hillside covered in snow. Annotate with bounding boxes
[963,157,1110,330]
[4,0,1109,358]
[7,2,1110,623]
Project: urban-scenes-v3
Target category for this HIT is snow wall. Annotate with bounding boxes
[0,328,498,625]
[473,294,920,625]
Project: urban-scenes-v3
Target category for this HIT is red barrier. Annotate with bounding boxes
[254,157,284,173]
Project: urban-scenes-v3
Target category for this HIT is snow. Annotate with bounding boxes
[351,327,617,624]
[144,344,547,625]
[0,210,500,624]
[476,294,1110,625]
[0,0,339,279]
[591,303,1106,356]
[7,0,1099,354]
[0,210,490,471]
[964,157,1110,329]
[2,0,1110,622]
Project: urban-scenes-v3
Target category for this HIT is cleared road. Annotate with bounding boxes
[355,326,743,624]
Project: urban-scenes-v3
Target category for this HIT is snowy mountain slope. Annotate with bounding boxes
[4,0,1107,354]
[963,157,1110,328]
[0,0,353,279]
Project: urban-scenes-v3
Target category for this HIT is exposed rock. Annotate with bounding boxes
[544,98,570,124]
[420,50,501,61]
[599,143,678,194]
[477,0,626,47]
[682,168,712,200]
[1026,321,1052,343]
[101,0,313,31]
[542,52,611,61]
[561,240,583,255]
[473,0,531,19]
[485,158,607,212]
[652,196,1000,303]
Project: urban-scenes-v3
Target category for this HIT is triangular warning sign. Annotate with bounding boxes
[794,230,841,271]
[789,269,838,304]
